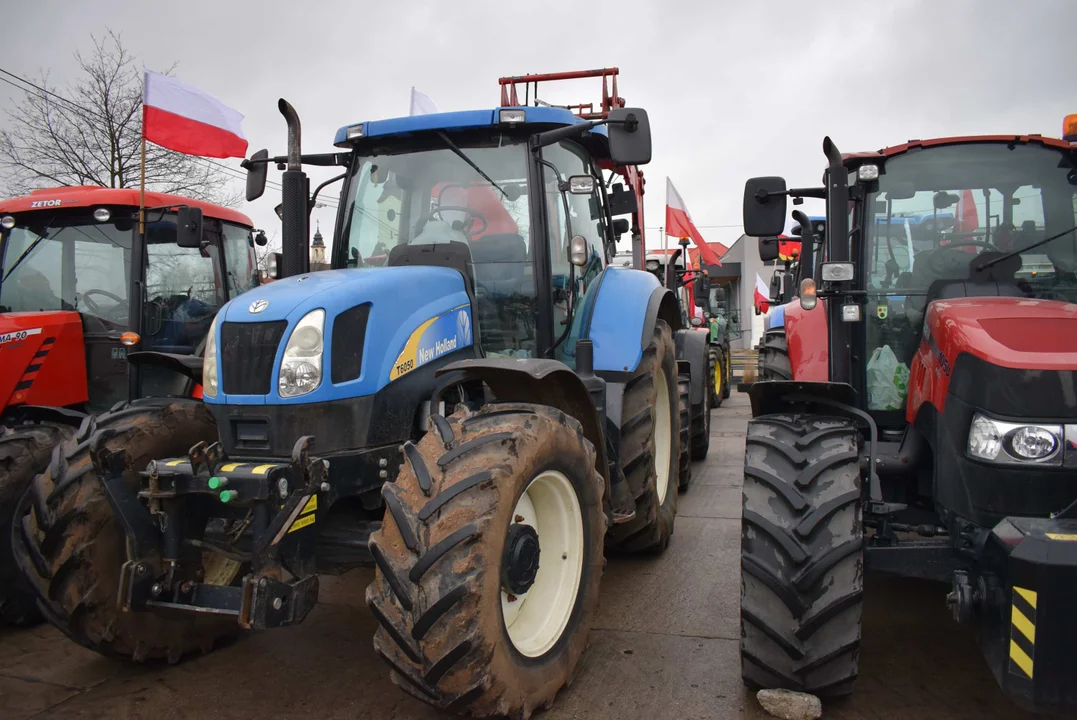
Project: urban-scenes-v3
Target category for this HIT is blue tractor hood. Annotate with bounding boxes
[210,266,474,405]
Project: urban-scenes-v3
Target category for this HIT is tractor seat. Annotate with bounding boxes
[469,233,527,296]
[387,240,476,296]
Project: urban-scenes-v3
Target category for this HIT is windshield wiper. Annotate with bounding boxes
[434,131,506,198]
[977,224,1077,271]
[1,218,57,284]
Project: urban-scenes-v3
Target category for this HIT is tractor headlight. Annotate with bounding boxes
[967,413,1063,465]
[202,314,220,397]
[278,309,325,398]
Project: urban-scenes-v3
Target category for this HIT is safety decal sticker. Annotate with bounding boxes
[390,304,472,381]
[1008,586,1036,680]
[288,494,318,534]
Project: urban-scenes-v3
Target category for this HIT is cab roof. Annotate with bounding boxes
[842,134,1075,164]
[0,186,254,227]
[334,106,608,147]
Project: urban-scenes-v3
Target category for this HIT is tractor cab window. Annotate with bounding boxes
[342,135,537,358]
[142,215,225,355]
[863,142,1077,409]
[222,221,257,297]
[541,141,607,367]
[0,212,132,326]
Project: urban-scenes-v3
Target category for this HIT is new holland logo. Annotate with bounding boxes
[249,299,270,314]
[456,310,472,345]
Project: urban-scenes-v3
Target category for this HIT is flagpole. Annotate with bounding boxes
[139,134,146,236]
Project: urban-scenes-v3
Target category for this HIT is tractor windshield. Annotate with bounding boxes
[341,135,537,357]
[0,213,133,321]
[863,142,1077,408]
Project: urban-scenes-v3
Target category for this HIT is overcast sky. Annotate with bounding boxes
[3,0,1075,255]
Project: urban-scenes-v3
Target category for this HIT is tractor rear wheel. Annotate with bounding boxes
[0,420,77,626]
[677,373,692,492]
[606,320,679,554]
[12,398,240,661]
[709,346,725,408]
[760,329,791,380]
[367,402,606,718]
[690,377,711,462]
[740,414,863,696]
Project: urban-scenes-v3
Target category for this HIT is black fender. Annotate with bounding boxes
[748,380,856,417]
[433,358,609,486]
[1,404,86,428]
[644,286,684,342]
[674,328,708,408]
[126,351,203,385]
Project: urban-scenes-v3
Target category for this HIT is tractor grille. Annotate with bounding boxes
[220,321,288,395]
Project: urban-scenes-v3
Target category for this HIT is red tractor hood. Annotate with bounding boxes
[929,297,1077,371]
[0,311,88,412]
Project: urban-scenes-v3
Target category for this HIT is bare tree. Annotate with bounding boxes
[0,31,240,205]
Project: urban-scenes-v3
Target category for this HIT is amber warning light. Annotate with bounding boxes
[1065,114,1077,143]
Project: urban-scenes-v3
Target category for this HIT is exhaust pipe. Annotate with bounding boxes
[278,99,310,278]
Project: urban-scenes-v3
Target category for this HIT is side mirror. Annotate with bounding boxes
[607,183,638,216]
[934,191,960,210]
[713,286,727,305]
[612,218,630,237]
[243,149,269,202]
[692,274,710,307]
[176,206,203,248]
[769,273,782,301]
[269,252,283,279]
[758,236,780,263]
[254,230,268,247]
[743,176,788,237]
[608,108,652,165]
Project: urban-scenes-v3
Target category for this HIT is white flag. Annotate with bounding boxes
[409,87,438,116]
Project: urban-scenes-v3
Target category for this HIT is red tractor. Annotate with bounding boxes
[0,185,258,624]
[738,115,1077,714]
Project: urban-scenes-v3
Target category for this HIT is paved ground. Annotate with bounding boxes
[0,394,1049,719]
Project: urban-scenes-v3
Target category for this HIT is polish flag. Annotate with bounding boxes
[666,178,724,266]
[754,273,770,314]
[142,70,248,159]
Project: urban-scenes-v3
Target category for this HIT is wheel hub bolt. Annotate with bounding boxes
[272,597,283,610]
[151,583,163,596]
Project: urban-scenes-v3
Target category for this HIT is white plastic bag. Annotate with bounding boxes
[867,345,910,410]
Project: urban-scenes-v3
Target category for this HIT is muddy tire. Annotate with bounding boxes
[690,378,711,463]
[709,346,725,409]
[12,398,239,661]
[366,402,606,718]
[760,329,791,381]
[740,414,863,696]
[606,320,679,554]
[0,421,77,626]
[676,373,692,493]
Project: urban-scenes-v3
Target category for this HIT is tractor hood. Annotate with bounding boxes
[209,266,474,405]
[927,297,1077,372]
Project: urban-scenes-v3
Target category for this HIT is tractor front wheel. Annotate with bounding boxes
[709,346,725,409]
[12,398,240,661]
[367,402,606,718]
[0,420,77,626]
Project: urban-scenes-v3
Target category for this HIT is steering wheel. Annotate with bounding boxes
[429,205,488,238]
[80,289,128,320]
[924,239,999,275]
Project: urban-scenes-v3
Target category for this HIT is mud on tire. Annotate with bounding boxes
[740,414,862,696]
[606,320,679,553]
[0,421,77,626]
[12,398,239,661]
[366,402,606,718]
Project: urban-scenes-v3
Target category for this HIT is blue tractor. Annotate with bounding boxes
[13,70,712,717]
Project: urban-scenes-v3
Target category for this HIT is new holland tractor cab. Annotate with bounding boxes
[14,69,712,717]
[0,186,258,625]
[737,117,1077,714]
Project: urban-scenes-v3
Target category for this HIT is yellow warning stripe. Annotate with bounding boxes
[220,462,243,472]
[288,513,315,533]
[165,459,186,466]
[1014,586,1037,609]
[1011,605,1035,644]
[251,464,277,475]
[1010,639,1034,679]
[300,495,317,515]
[1046,532,1077,542]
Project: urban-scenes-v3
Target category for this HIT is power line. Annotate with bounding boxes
[0,67,340,207]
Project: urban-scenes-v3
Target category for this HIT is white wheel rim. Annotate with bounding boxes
[654,366,672,504]
[501,470,584,658]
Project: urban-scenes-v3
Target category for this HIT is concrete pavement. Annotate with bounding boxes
[0,394,1045,719]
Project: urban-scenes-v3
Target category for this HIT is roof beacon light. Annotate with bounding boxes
[1064,114,1077,143]
[858,164,880,182]
[346,124,365,140]
[499,109,526,124]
